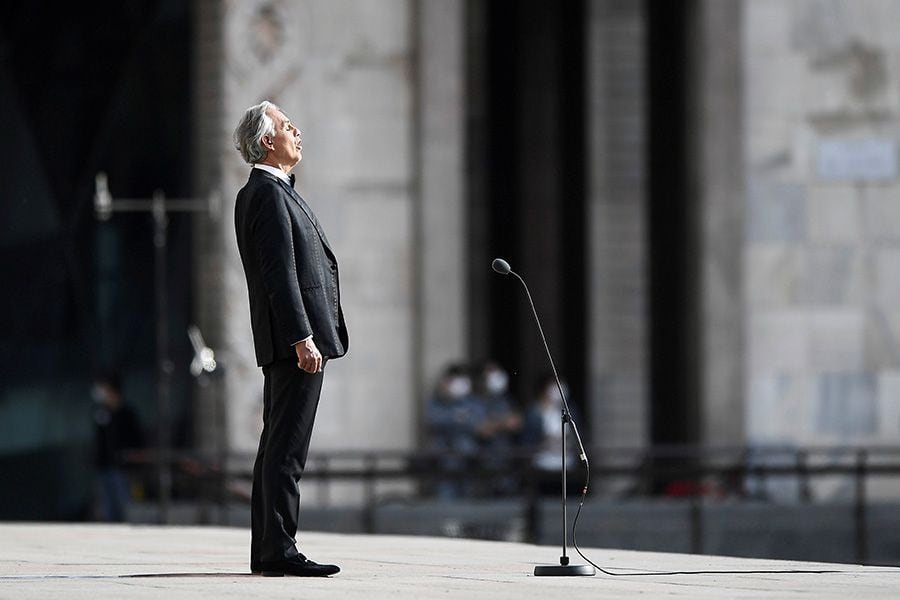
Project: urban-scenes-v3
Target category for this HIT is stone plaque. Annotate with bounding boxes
[816,139,897,181]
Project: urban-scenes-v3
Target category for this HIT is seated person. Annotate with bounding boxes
[426,364,485,499]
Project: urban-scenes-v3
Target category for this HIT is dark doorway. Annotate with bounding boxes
[646,0,700,455]
[466,0,588,424]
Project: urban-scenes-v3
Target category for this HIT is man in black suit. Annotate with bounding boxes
[233,100,348,577]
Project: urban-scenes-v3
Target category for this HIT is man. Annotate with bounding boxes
[233,100,348,577]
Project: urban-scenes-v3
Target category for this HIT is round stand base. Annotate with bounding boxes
[534,564,595,576]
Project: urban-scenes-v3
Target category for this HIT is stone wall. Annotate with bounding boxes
[743,0,900,494]
[190,1,900,505]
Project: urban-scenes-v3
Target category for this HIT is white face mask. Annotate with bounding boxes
[546,384,564,405]
[447,377,472,398]
[486,370,508,395]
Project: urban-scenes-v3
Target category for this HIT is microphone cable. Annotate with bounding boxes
[564,405,841,576]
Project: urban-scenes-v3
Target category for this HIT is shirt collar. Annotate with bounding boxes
[253,163,291,184]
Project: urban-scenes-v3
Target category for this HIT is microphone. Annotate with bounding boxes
[491,257,512,275]
[491,257,594,577]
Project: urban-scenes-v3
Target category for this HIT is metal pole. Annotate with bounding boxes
[798,449,811,503]
[855,449,868,564]
[95,174,217,525]
[152,191,172,524]
[525,464,540,544]
[363,454,376,534]
[217,383,227,525]
[561,410,568,564]
[690,497,703,554]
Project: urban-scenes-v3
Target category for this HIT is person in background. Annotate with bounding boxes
[92,373,144,522]
[426,364,485,500]
[521,374,579,495]
[473,361,522,495]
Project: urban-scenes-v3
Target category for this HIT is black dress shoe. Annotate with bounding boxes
[258,555,340,577]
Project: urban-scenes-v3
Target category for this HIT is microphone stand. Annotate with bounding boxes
[493,259,594,577]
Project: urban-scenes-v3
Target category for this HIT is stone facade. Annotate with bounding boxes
[743,0,900,464]
[189,0,900,505]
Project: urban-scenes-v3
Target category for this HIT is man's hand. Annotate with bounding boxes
[294,337,323,373]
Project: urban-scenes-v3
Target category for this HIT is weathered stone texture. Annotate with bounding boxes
[744,1,900,467]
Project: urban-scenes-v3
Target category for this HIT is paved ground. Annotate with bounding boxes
[1,523,899,599]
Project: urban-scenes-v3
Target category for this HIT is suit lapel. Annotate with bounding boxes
[273,176,334,252]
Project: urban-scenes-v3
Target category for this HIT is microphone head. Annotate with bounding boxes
[491,258,512,275]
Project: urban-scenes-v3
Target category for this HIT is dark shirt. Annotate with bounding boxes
[93,404,143,468]
[427,394,486,454]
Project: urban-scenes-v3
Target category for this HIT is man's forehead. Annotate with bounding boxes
[266,107,291,124]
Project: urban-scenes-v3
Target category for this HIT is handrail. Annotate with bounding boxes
[121,444,900,564]
[123,444,900,474]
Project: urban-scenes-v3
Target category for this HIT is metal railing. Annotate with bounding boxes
[124,444,900,564]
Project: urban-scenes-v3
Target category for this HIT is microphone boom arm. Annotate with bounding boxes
[508,270,587,460]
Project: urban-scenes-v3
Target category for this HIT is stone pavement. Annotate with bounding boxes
[1,523,898,599]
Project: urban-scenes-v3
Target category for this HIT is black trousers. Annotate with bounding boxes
[250,358,324,564]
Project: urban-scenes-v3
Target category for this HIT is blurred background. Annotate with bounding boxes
[2,0,900,566]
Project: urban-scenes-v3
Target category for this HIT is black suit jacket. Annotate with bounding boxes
[235,168,348,367]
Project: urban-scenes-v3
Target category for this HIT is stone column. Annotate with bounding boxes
[414,0,467,427]
[586,0,650,449]
[686,0,745,446]
[192,0,230,456]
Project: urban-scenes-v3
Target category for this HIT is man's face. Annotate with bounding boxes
[264,108,302,169]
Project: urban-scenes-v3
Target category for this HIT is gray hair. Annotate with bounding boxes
[233,100,278,164]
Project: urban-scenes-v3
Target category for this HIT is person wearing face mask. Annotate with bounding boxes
[426,364,485,500]
[521,374,579,495]
[473,362,522,496]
